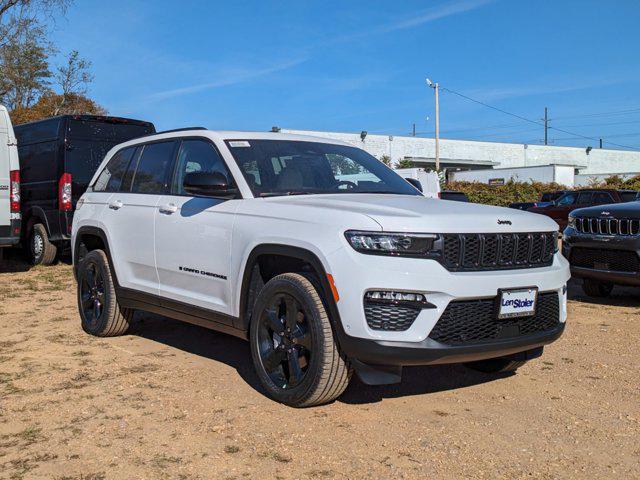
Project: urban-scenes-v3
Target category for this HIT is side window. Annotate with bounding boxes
[93,147,136,192]
[593,192,613,205]
[131,141,177,194]
[556,193,577,206]
[577,192,593,204]
[172,139,233,195]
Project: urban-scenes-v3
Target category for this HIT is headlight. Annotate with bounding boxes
[567,215,576,229]
[344,230,442,257]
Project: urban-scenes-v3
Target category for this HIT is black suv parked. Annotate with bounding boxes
[15,115,155,264]
[563,201,640,297]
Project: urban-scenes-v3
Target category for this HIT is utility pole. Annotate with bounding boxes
[543,107,548,146]
[412,123,416,137]
[599,138,603,149]
[426,78,440,171]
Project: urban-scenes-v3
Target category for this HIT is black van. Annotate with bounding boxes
[15,115,155,264]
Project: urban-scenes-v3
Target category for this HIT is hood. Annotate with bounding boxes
[264,194,559,233]
[572,201,640,219]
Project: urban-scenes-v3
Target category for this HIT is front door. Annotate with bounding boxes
[154,138,239,318]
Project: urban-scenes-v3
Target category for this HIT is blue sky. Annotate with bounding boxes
[49,0,640,150]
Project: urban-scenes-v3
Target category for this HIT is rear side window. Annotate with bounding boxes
[577,192,593,204]
[172,139,233,195]
[593,192,614,204]
[93,147,136,192]
[131,141,176,194]
[17,141,58,183]
[620,191,638,202]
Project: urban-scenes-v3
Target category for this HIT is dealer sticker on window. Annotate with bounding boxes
[498,288,538,319]
[229,141,251,148]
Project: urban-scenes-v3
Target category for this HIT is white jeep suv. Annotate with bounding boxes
[72,129,570,407]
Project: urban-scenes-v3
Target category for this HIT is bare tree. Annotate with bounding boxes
[52,49,93,113]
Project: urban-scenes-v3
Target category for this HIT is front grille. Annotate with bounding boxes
[570,247,640,273]
[575,217,640,236]
[364,303,420,331]
[428,292,560,345]
[441,232,556,271]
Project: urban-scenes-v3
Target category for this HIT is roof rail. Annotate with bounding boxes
[156,127,207,134]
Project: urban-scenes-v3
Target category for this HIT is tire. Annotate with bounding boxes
[464,358,527,373]
[29,223,57,266]
[249,273,352,407]
[582,278,613,298]
[77,249,132,337]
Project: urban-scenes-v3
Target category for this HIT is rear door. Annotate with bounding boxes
[154,138,239,317]
[100,140,177,296]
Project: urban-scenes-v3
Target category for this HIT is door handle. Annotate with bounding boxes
[159,203,178,214]
[108,200,123,210]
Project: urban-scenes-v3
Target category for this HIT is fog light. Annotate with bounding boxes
[364,290,434,309]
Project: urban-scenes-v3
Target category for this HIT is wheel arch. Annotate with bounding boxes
[74,226,119,285]
[237,244,345,339]
[23,206,51,236]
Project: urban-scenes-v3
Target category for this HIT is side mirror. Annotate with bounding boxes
[183,171,238,198]
[405,178,423,192]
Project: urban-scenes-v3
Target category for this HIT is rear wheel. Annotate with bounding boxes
[77,249,132,336]
[582,278,613,297]
[250,273,351,407]
[29,223,57,266]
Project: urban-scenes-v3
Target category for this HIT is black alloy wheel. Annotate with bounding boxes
[256,293,313,389]
[80,260,106,330]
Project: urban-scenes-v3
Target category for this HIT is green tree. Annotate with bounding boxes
[395,158,414,169]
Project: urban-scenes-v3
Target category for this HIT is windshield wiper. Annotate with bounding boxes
[259,191,314,197]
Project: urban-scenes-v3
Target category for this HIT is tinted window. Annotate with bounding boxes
[14,118,61,145]
[620,191,638,202]
[93,147,136,192]
[172,140,232,195]
[18,141,58,183]
[556,192,577,206]
[67,119,154,142]
[226,140,419,197]
[593,192,613,204]
[131,141,176,194]
[577,192,593,204]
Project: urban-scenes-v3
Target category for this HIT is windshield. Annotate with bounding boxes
[225,139,420,197]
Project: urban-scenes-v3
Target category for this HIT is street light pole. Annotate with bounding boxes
[426,78,440,172]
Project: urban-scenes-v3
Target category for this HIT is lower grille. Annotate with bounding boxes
[428,292,560,345]
[570,248,640,273]
[365,303,420,331]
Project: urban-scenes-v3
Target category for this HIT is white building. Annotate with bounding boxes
[280,128,640,176]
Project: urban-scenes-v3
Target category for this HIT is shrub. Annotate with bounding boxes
[446,174,640,207]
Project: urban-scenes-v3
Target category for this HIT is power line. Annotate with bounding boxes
[439,86,640,151]
[551,107,640,120]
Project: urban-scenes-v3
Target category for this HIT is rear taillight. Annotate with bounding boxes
[59,173,72,211]
[9,170,20,213]
[437,192,442,199]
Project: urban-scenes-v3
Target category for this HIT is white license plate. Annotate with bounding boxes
[498,288,538,319]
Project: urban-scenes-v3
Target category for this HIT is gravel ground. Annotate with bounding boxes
[0,256,638,479]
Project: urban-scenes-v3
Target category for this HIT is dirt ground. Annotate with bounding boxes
[0,254,638,480]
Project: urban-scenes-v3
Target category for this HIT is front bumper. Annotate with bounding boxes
[339,323,565,366]
[326,246,570,366]
[563,229,640,286]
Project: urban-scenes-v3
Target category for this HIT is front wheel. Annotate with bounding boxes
[250,273,351,407]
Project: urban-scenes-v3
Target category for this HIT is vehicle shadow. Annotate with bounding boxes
[567,278,640,307]
[0,248,72,273]
[339,365,511,405]
[131,312,264,393]
[132,312,510,405]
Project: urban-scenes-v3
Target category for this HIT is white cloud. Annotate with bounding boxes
[145,57,308,101]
